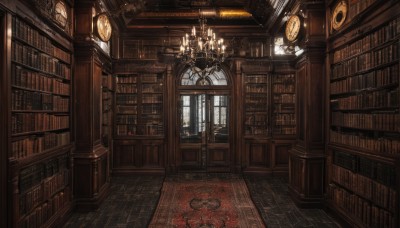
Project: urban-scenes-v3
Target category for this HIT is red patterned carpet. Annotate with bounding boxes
[149,175,266,228]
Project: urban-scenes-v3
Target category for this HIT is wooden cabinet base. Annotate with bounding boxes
[73,146,110,211]
[288,147,325,208]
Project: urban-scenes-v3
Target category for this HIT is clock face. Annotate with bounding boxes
[332,0,348,31]
[95,13,112,42]
[54,1,68,28]
[285,15,301,43]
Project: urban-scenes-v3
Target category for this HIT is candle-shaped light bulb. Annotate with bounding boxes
[180,45,184,52]
[222,45,226,53]
[192,26,196,36]
[213,33,216,40]
[199,40,203,50]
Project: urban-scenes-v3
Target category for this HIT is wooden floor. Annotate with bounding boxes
[63,174,342,228]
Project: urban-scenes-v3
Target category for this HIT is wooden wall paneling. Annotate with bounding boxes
[244,139,271,173]
[271,140,294,175]
[142,140,164,168]
[179,147,202,169]
[113,140,139,168]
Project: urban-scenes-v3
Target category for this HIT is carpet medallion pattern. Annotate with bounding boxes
[149,176,266,228]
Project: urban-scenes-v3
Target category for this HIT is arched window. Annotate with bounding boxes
[180,67,228,86]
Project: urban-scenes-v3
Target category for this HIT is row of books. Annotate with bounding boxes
[274,114,296,125]
[141,115,163,123]
[330,185,395,228]
[116,75,137,84]
[273,74,295,84]
[143,94,163,104]
[330,130,400,155]
[116,115,137,124]
[142,84,163,93]
[116,94,138,105]
[117,106,137,114]
[332,43,399,79]
[116,84,137,93]
[19,170,68,215]
[245,126,271,135]
[273,126,296,135]
[142,104,162,115]
[19,153,69,193]
[12,89,69,112]
[273,94,295,103]
[245,105,268,112]
[245,94,269,103]
[330,88,399,110]
[333,16,400,63]
[102,96,112,112]
[273,103,295,113]
[12,113,69,134]
[347,0,377,22]
[246,84,268,93]
[116,124,164,136]
[11,132,70,159]
[334,151,396,186]
[245,75,268,84]
[12,65,70,95]
[12,41,71,79]
[332,164,396,210]
[245,114,268,125]
[102,75,114,89]
[272,84,294,93]
[330,64,399,94]
[331,112,400,132]
[19,189,70,228]
[141,74,163,83]
[12,17,70,64]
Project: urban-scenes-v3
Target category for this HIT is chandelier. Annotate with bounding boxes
[178,13,226,72]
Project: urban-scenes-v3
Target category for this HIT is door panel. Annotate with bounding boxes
[179,94,230,171]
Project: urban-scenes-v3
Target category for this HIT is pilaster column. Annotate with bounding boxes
[288,0,326,208]
[72,0,110,211]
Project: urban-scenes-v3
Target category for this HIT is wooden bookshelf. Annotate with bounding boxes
[243,74,271,136]
[6,3,74,226]
[112,68,166,173]
[326,1,400,227]
[115,73,165,137]
[240,61,296,174]
[272,73,296,136]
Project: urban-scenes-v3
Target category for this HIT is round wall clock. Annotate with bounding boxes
[331,0,348,31]
[285,15,302,43]
[94,13,112,42]
[54,0,68,28]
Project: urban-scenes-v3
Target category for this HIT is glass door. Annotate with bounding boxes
[179,93,230,171]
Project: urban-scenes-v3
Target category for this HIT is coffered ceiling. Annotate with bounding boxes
[104,0,293,33]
